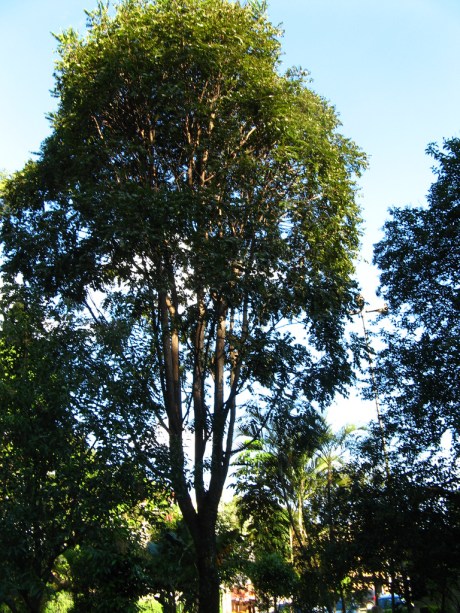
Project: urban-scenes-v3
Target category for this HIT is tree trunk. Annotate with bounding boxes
[190,508,220,613]
[175,486,221,613]
[195,514,221,613]
[402,575,413,613]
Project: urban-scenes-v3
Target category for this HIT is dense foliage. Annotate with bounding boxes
[372,138,459,460]
[0,283,165,612]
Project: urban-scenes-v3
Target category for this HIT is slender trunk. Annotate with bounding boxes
[374,579,382,606]
[390,577,396,613]
[193,291,207,502]
[440,584,446,613]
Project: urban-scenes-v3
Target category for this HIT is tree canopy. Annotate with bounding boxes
[0,1,366,610]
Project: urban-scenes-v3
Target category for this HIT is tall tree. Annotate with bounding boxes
[362,138,460,610]
[0,1,365,610]
[373,137,459,461]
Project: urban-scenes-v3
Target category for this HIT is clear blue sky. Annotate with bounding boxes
[1,0,459,425]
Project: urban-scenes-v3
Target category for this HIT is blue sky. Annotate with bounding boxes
[1,0,459,425]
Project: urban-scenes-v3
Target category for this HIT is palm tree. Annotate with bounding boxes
[234,410,361,610]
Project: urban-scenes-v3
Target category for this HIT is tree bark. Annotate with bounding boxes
[195,511,221,613]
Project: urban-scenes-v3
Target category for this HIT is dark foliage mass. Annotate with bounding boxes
[373,138,460,458]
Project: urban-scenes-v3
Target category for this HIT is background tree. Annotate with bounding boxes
[0,283,167,612]
[214,499,249,596]
[248,552,297,613]
[146,506,199,613]
[344,427,460,613]
[364,136,460,611]
[0,1,365,610]
[0,286,90,613]
[65,527,149,613]
[303,426,359,613]
[234,407,326,561]
[372,137,459,461]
